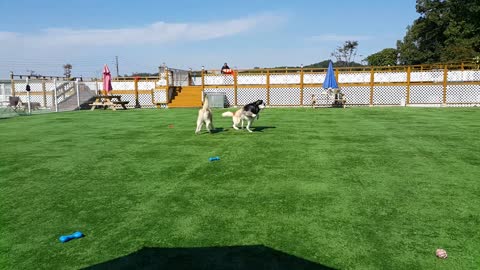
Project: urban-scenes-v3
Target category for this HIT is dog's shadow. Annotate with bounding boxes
[222,126,276,133]
[253,126,276,132]
[203,126,276,134]
[211,127,225,134]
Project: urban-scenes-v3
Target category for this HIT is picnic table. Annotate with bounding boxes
[90,95,129,111]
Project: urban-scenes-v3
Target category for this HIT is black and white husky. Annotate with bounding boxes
[222,100,266,132]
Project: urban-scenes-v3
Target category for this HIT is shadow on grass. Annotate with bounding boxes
[254,126,276,132]
[211,127,225,134]
[85,245,335,270]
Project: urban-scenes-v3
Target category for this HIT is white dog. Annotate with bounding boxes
[195,95,214,134]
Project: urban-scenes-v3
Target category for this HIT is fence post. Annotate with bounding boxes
[266,69,270,106]
[134,77,141,108]
[165,67,169,87]
[406,66,411,105]
[300,65,304,106]
[188,68,192,86]
[201,66,205,89]
[42,79,47,107]
[75,78,80,109]
[369,67,375,106]
[335,68,339,85]
[53,79,58,112]
[26,77,31,114]
[233,69,238,107]
[95,78,99,95]
[10,72,15,97]
[442,65,448,106]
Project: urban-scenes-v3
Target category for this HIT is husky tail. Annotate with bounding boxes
[222,111,235,117]
[202,95,209,110]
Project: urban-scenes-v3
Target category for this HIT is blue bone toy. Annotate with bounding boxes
[59,231,84,243]
[209,156,220,162]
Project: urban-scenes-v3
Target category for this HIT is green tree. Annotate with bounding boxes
[366,48,398,66]
[331,41,359,67]
[397,0,480,64]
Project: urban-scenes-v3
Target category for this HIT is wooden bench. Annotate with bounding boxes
[90,95,129,111]
[113,101,129,109]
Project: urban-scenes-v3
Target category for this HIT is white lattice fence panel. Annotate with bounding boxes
[373,86,407,105]
[83,82,101,92]
[192,77,202,86]
[204,88,235,107]
[303,73,325,84]
[237,74,266,85]
[374,72,407,83]
[13,81,27,94]
[117,94,135,107]
[339,72,371,83]
[138,81,156,90]
[342,86,370,105]
[154,90,167,103]
[269,87,301,106]
[270,74,300,84]
[20,80,47,106]
[409,85,443,104]
[15,92,46,106]
[205,75,234,85]
[139,94,154,107]
[411,71,444,82]
[448,70,480,82]
[111,93,153,108]
[112,81,134,90]
[45,82,56,92]
[446,84,480,104]
[302,87,331,106]
[29,80,45,93]
[45,94,54,107]
[237,88,267,105]
[157,73,168,86]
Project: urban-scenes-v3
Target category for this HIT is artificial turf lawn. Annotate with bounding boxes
[1,107,479,269]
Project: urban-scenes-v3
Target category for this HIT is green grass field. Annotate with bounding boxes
[1,107,479,269]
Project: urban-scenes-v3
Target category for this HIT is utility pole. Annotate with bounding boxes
[115,56,119,78]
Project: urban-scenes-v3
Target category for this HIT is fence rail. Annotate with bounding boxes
[7,62,480,108]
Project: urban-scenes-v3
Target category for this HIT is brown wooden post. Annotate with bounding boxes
[157,66,161,104]
[300,65,304,106]
[334,68,339,85]
[165,67,169,87]
[10,72,15,97]
[442,65,448,106]
[201,66,205,90]
[42,79,47,107]
[134,77,141,108]
[266,69,270,106]
[188,68,192,86]
[151,87,155,105]
[233,69,238,106]
[406,66,411,105]
[369,67,375,106]
[165,67,170,105]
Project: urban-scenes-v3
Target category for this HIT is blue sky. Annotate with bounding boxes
[0,0,418,78]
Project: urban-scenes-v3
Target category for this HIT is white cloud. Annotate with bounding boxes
[308,34,373,42]
[0,13,284,48]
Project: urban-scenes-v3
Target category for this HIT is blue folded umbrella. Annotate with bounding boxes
[323,61,339,89]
